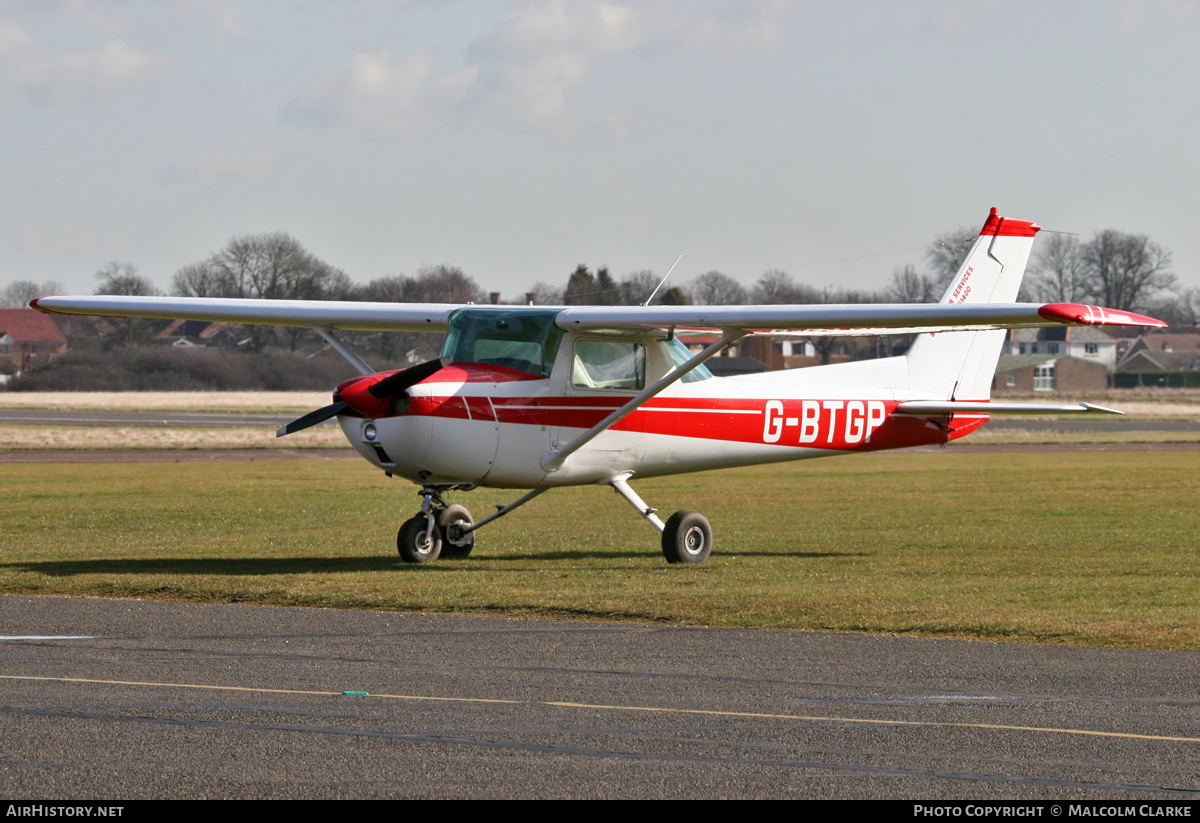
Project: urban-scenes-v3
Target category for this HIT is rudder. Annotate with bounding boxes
[906,208,1040,400]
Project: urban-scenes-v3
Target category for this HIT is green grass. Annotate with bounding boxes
[1,450,1196,649]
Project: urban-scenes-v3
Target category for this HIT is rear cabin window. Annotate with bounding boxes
[572,340,645,391]
[441,309,563,378]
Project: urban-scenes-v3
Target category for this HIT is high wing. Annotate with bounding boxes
[30,295,1164,335]
[553,302,1165,335]
[31,295,461,332]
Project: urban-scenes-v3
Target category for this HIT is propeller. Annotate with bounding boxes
[276,356,452,438]
[367,356,451,399]
[276,401,349,437]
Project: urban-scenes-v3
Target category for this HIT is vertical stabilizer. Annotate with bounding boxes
[906,208,1040,399]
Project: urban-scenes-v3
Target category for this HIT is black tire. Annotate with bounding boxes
[438,504,475,559]
[661,510,713,564]
[397,514,442,563]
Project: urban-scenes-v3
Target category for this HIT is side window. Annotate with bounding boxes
[572,340,645,391]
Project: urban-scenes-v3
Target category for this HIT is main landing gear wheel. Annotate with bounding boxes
[398,514,442,563]
[438,504,475,559]
[661,510,713,565]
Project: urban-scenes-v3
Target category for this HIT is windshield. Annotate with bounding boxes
[441,309,564,378]
[668,338,713,383]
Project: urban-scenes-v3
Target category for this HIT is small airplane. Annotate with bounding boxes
[32,209,1165,564]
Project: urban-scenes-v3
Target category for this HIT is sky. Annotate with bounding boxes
[2,0,1198,300]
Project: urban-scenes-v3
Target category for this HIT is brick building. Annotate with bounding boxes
[0,308,68,382]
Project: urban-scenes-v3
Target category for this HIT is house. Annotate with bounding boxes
[992,354,1109,395]
[1002,326,1118,371]
[0,308,68,382]
[154,318,236,347]
[1116,332,1200,372]
[738,337,820,370]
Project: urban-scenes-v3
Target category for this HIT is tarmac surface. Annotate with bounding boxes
[1,596,1197,799]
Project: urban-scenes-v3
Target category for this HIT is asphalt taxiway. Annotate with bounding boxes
[1,596,1196,799]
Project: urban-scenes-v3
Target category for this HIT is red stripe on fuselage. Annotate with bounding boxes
[410,395,981,451]
[466,396,497,421]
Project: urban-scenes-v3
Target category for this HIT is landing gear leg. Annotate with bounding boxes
[605,473,714,565]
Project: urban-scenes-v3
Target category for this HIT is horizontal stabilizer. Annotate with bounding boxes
[894,401,1123,416]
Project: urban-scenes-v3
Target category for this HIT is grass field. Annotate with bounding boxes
[1,450,1195,649]
[0,424,345,450]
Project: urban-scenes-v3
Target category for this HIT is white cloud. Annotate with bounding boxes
[16,38,167,106]
[470,1,795,126]
[171,0,251,37]
[0,21,32,54]
[283,1,795,134]
[161,149,279,185]
[283,48,477,132]
[475,1,647,61]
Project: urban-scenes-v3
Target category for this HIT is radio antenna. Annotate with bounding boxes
[643,254,683,306]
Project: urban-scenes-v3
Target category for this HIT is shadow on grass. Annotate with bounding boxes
[490,550,871,561]
[2,557,412,577]
[3,548,868,577]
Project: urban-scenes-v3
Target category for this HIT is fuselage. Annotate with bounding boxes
[337,329,984,489]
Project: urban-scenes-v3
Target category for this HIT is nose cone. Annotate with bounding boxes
[334,372,404,418]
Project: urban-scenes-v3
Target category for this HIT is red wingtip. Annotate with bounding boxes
[29,297,46,312]
[1038,303,1168,328]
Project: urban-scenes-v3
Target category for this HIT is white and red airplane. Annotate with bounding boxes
[32,209,1164,564]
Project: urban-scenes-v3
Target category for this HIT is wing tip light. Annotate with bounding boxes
[1038,303,1167,328]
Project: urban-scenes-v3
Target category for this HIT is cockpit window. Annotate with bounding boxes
[668,338,713,383]
[441,309,563,378]
[572,340,645,391]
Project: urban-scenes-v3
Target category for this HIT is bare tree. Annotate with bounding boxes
[409,264,483,303]
[345,266,482,363]
[1146,286,1199,327]
[95,262,160,296]
[171,233,351,350]
[170,261,225,298]
[619,270,659,305]
[751,269,823,304]
[1029,234,1087,303]
[883,264,938,303]
[1,279,65,307]
[924,226,976,295]
[1078,230,1175,311]
[689,271,747,305]
[91,263,161,346]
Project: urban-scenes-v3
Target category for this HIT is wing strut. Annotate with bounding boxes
[541,330,745,470]
[316,328,373,375]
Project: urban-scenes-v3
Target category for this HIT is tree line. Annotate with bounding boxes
[3,224,1194,344]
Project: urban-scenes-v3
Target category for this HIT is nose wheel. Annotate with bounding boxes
[397,514,442,563]
[397,489,476,563]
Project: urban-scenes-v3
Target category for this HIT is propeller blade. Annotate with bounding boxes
[368,356,452,399]
[276,400,349,437]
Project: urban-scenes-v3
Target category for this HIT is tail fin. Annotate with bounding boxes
[906,208,1040,400]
